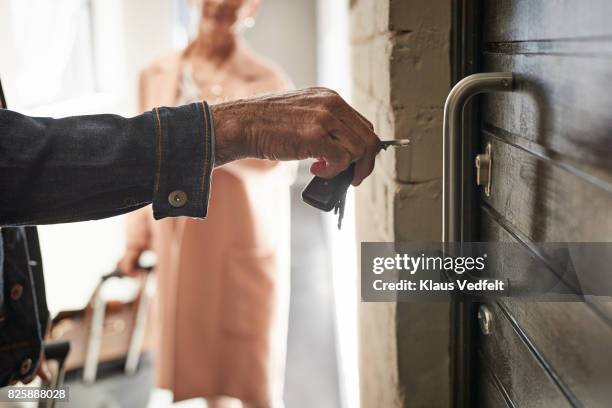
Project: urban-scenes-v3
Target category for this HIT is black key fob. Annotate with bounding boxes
[301,163,355,212]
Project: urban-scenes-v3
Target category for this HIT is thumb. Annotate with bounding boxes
[309,150,351,179]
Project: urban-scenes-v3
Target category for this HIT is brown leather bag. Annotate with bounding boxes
[49,269,153,382]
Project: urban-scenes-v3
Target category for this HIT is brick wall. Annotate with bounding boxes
[350,0,451,406]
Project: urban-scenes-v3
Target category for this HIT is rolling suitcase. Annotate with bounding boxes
[48,267,155,407]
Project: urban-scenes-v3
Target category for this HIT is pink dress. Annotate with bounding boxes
[127,51,295,407]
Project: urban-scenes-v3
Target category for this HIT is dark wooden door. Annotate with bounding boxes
[472,1,612,407]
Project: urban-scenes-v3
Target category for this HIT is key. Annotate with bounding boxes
[302,163,355,212]
[334,187,347,230]
[301,139,410,227]
[379,139,411,150]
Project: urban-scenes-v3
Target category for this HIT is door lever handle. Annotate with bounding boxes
[443,72,514,242]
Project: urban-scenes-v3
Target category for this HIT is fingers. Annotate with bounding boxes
[331,106,379,185]
[351,126,380,185]
[314,93,379,184]
[309,159,328,177]
[309,131,376,184]
[309,145,352,179]
[37,359,52,383]
[117,249,143,277]
[307,137,378,183]
[352,145,377,186]
[214,87,380,184]
[116,259,130,276]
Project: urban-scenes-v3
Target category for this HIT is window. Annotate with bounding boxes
[10,0,97,108]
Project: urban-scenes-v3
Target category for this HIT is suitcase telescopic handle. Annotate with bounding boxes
[83,263,155,383]
[40,340,71,408]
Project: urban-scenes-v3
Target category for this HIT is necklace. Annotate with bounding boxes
[210,83,223,96]
[191,54,234,98]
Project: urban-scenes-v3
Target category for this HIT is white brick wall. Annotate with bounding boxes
[351,0,451,406]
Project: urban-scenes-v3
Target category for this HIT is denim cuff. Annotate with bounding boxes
[151,102,215,220]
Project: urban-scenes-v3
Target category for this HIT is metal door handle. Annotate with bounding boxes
[442,72,514,242]
[475,142,492,197]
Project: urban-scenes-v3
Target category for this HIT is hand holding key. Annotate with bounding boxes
[211,87,380,186]
[302,139,411,229]
[209,87,397,229]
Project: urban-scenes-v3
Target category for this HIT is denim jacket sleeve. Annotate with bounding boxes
[0,101,215,226]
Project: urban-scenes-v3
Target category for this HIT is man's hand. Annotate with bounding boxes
[211,87,380,186]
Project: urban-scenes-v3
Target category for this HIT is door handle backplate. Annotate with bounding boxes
[475,143,492,197]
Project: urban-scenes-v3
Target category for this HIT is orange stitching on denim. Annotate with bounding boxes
[200,101,210,194]
[0,339,38,352]
[154,107,162,194]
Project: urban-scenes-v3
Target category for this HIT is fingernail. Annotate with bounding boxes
[310,161,326,174]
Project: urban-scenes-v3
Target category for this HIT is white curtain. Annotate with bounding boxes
[11,0,95,107]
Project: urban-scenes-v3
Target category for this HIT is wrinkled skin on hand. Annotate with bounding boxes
[211,87,381,186]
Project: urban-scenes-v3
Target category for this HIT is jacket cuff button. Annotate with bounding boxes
[20,358,32,375]
[168,190,188,208]
[10,284,23,301]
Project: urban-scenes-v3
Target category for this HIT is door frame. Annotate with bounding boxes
[450,1,482,407]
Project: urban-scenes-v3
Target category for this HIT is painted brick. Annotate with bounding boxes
[351,0,451,406]
[396,302,450,408]
[393,105,444,183]
[393,178,442,242]
[390,30,449,109]
[389,0,451,33]
[369,34,392,103]
[374,0,391,37]
[351,86,378,130]
[351,42,371,92]
[358,302,403,408]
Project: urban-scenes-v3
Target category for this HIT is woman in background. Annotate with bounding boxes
[118,0,294,407]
